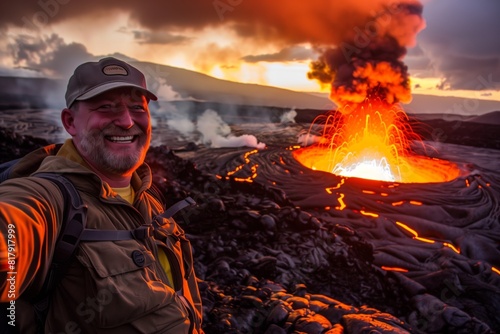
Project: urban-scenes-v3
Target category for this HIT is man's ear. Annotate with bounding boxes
[61,108,77,136]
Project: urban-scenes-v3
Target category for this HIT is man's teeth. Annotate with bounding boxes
[107,136,134,143]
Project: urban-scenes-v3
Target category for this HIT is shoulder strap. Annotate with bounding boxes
[145,183,197,220]
[31,173,87,334]
[160,197,196,220]
[35,173,87,263]
[79,196,197,241]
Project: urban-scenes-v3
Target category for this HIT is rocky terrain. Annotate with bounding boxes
[2,125,499,333]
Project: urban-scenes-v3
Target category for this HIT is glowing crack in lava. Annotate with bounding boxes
[293,100,461,183]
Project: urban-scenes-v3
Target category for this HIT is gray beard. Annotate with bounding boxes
[79,128,149,175]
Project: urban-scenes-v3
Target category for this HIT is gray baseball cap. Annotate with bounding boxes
[65,57,158,108]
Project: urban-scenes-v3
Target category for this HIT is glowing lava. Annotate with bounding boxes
[293,100,461,183]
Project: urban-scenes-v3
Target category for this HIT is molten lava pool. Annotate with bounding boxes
[292,101,462,183]
[293,145,461,183]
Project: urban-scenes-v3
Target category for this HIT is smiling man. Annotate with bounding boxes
[63,87,152,187]
[0,58,203,333]
[63,58,156,187]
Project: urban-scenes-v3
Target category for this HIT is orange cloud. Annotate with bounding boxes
[3,0,422,47]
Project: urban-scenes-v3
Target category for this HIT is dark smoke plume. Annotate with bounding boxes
[308,2,425,108]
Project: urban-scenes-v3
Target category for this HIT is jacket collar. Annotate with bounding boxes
[33,139,153,199]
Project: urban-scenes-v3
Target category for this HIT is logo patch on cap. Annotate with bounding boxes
[102,65,128,76]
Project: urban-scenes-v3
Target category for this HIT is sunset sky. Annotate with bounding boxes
[0,0,499,103]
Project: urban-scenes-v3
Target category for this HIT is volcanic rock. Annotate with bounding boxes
[1,127,499,334]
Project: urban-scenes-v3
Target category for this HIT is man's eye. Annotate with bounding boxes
[97,104,113,110]
[131,105,146,111]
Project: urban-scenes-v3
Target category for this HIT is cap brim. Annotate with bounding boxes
[76,82,158,102]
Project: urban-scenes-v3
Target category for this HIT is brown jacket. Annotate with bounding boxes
[0,142,203,333]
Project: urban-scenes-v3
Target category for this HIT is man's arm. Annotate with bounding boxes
[0,178,65,301]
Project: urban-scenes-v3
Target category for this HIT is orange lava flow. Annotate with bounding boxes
[293,100,461,183]
[217,149,259,183]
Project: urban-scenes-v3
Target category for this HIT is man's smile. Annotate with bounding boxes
[105,135,137,143]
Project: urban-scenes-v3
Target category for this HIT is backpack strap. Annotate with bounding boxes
[79,197,197,240]
[35,173,87,263]
[145,183,196,221]
[31,172,87,334]
[153,197,196,228]
[159,197,196,219]
[80,224,154,241]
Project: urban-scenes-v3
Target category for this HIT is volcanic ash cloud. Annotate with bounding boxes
[307,1,425,109]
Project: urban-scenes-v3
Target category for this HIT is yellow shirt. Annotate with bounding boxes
[113,185,135,204]
[57,139,174,287]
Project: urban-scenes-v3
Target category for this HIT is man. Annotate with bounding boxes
[0,57,203,333]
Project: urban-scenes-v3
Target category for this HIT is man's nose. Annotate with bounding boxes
[113,107,134,129]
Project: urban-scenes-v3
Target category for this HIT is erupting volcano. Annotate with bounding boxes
[293,99,461,183]
[1,0,499,332]
[294,2,460,183]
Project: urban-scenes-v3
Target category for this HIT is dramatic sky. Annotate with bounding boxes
[0,0,499,102]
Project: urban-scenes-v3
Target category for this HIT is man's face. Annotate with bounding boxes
[69,88,152,176]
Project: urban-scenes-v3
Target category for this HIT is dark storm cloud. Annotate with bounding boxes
[2,0,426,90]
[417,0,500,90]
[1,0,416,45]
[242,46,317,63]
[10,33,93,76]
[5,0,496,94]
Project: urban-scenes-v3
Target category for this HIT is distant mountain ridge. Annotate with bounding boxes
[131,61,335,110]
[0,60,498,117]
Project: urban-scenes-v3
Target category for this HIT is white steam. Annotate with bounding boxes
[164,107,266,149]
[156,81,183,101]
[280,109,297,123]
[298,134,322,147]
[166,118,195,134]
[197,110,266,149]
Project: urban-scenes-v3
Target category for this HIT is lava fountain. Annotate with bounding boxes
[293,100,461,183]
[294,3,460,183]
